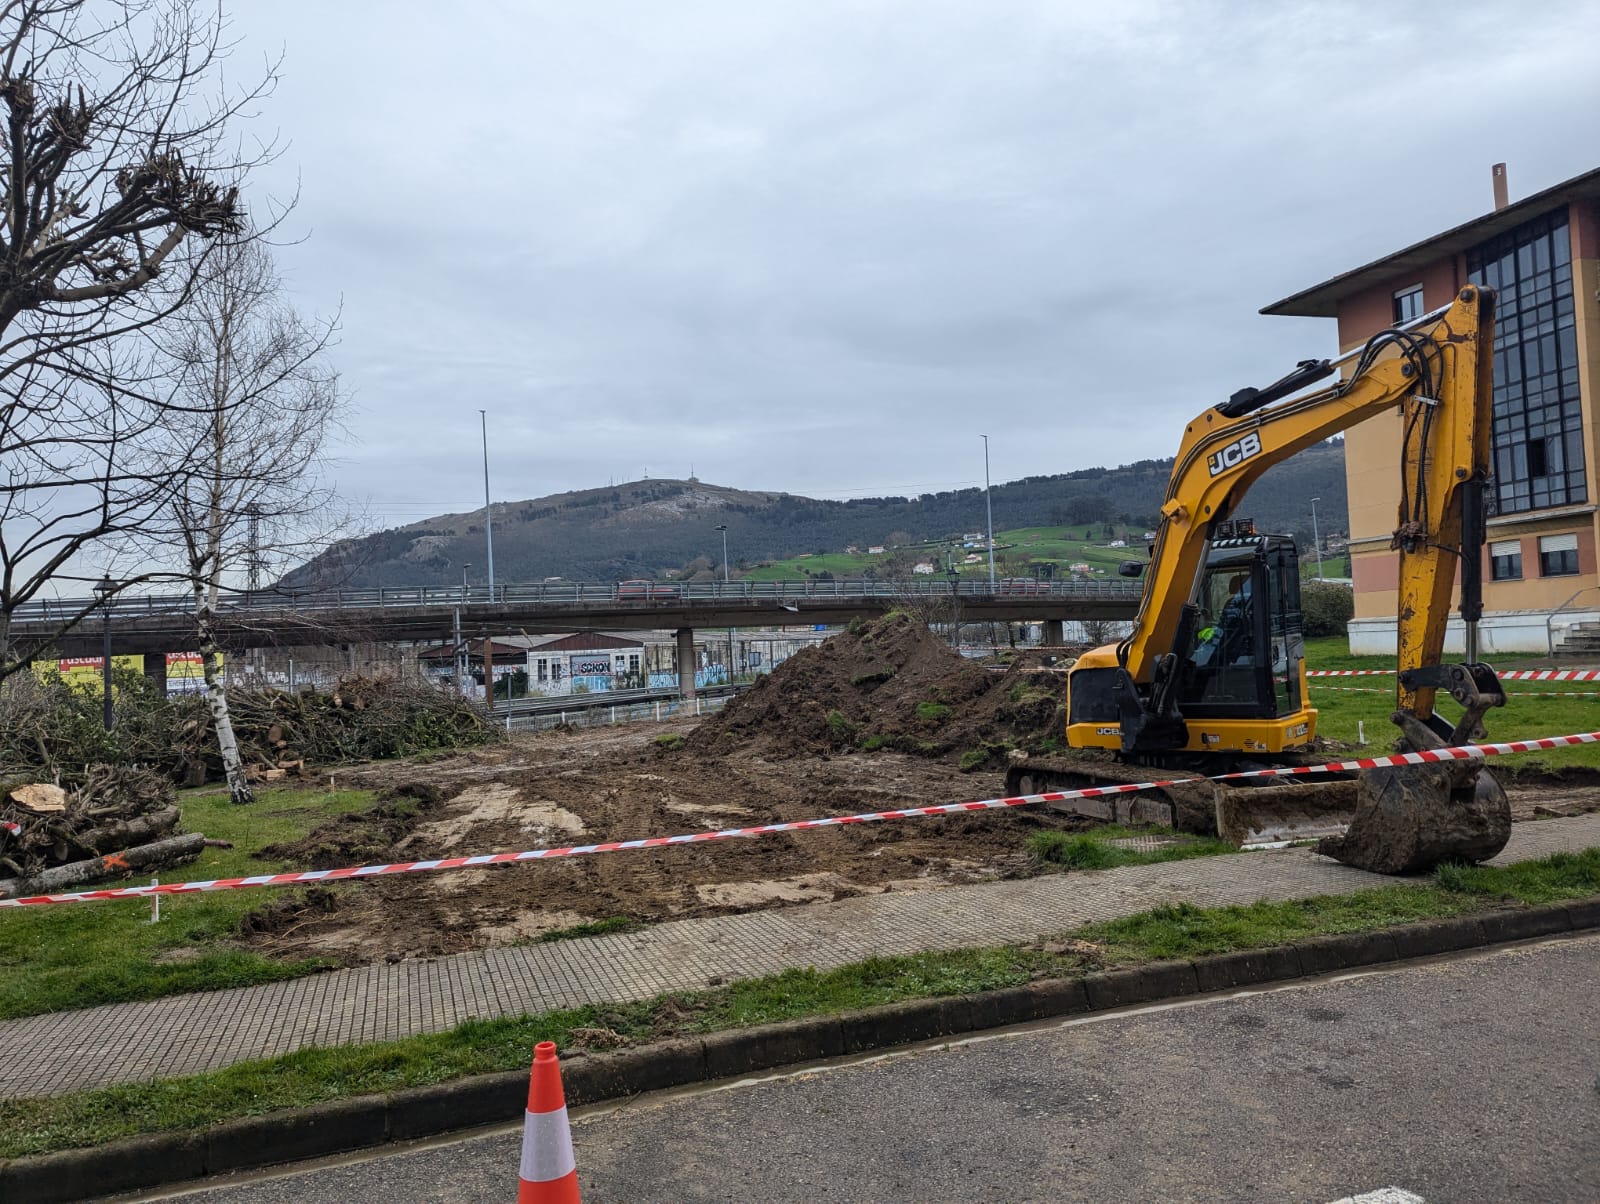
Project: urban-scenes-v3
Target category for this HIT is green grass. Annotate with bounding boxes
[5,847,1598,1161]
[1301,635,1600,771]
[536,916,639,942]
[0,787,377,1020]
[1028,826,1238,870]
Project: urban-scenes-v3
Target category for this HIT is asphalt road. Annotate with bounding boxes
[152,933,1600,1204]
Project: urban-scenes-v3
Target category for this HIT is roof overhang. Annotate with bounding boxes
[1262,165,1600,318]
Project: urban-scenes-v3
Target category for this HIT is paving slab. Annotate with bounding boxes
[3,813,1598,1100]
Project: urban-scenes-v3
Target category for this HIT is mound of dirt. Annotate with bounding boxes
[689,613,1067,763]
[257,783,446,870]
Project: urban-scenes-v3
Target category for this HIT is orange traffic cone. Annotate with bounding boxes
[517,1041,581,1203]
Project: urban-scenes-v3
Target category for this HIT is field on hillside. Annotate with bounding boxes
[741,523,1141,582]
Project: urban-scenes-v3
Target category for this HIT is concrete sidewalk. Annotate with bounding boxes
[5,814,1599,1100]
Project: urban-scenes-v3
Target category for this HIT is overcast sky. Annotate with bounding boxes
[228,0,1600,529]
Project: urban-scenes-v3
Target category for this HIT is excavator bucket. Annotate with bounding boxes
[1318,758,1510,874]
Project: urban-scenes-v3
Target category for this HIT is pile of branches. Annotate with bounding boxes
[0,670,497,786]
[0,765,206,896]
[200,675,497,774]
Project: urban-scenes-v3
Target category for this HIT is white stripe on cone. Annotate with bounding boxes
[520,1104,577,1183]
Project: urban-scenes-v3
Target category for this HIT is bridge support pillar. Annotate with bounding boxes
[144,652,168,698]
[1041,618,1064,647]
[676,627,697,700]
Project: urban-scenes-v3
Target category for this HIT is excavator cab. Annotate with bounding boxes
[1178,534,1305,725]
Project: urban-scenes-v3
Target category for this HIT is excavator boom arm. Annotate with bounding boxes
[1123,285,1496,708]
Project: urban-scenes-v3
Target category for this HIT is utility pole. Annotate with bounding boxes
[717,523,734,682]
[981,434,996,588]
[454,564,470,697]
[1309,497,1324,579]
[479,410,495,593]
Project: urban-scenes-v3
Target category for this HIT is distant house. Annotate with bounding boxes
[868,545,886,554]
[963,553,982,564]
[1070,562,1091,574]
[913,561,936,574]
[1108,539,1127,548]
[845,546,859,554]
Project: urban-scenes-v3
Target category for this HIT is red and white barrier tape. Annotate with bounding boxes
[1306,668,1600,681]
[1308,683,1600,697]
[1,820,18,836]
[3,729,1598,909]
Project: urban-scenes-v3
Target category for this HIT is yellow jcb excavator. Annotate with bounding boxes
[1005,285,1509,874]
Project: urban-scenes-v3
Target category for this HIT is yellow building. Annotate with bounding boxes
[1264,165,1600,654]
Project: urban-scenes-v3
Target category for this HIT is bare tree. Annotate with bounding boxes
[0,0,276,679]
[159,234,343,804]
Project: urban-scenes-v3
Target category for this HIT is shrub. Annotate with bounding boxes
[825,710,858,744]
[915,701,951,723]
[1301,579,1355,637]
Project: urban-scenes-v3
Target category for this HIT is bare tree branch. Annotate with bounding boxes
[0,0,278,678]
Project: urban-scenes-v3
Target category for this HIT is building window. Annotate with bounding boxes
[1489,539,1522,581]
[1538,533,1579,577]
[1392,284,1424,324]
[1466,208,1586,515]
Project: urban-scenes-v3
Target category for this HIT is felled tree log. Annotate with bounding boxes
[74,806,181,856]
[0,831,206,898]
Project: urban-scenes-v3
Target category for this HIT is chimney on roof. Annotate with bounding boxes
[1492,163,1509,211]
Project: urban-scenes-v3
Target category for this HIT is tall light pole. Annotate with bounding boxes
[1309,497,1324,579]
[454,563,470,697]
[716,523,733,681]
[93,576,115,730]
[981,434,995,588]
[479,410,495,593]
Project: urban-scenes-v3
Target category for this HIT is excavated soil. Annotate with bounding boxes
[233,615,1599,966]
[237,616,1086,965]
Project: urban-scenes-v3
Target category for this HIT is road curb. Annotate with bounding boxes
[4,901,1595,1202]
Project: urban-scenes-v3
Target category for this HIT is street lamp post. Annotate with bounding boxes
[454,564,471,697]
[93,576,115,730]
[1309,497,1324,579]
[479,410,495,594]
[716,523,733,682]
[981,434,995,588]
[947,563,961,650]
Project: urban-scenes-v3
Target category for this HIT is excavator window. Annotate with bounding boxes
[1178,538,1303,719]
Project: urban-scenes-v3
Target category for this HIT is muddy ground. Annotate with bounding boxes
[235,615,1600,967]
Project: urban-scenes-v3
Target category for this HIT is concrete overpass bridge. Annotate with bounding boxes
[17,577,1142,694]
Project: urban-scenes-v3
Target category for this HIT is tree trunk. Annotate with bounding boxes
[194,588,254,805]
[0,832,206,898]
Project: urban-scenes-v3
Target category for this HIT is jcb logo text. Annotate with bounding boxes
[1207,432,1262,477]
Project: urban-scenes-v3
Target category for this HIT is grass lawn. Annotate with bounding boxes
[3,848,1597,1160]
[0,786,375,1020]
[1301,635,1600,771]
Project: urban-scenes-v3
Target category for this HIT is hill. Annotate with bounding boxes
[286,441,1347,588]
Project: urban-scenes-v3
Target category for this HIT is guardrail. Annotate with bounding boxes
[14,576,1143,622]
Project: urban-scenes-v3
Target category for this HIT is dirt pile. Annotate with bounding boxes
[690,613,1067,764]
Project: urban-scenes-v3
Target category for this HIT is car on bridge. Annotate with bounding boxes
[615,580,682,601]
[997,577,1050,595]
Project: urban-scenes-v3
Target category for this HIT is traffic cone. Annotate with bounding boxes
[517,1040,581,1203]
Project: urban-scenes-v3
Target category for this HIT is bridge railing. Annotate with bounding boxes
[12,575,1142,623]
